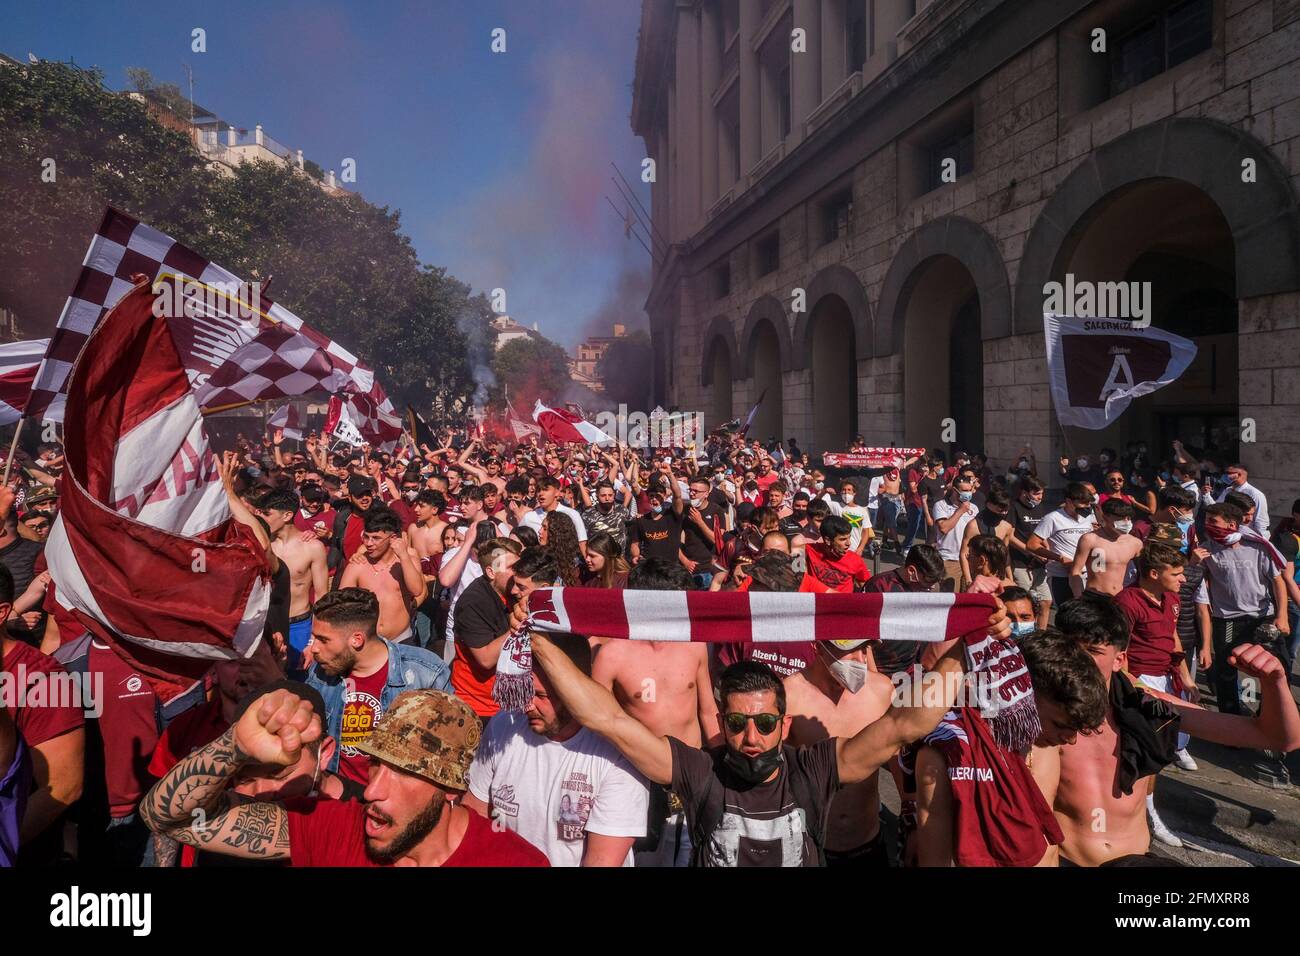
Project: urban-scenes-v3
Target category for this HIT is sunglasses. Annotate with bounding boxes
[723,712,781,735]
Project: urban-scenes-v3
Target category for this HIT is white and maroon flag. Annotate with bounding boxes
[0,338,49,425]
[532,399,615,446]
[496,587,1040,752]
[28,207,403,448]
[266,403,303,442]
[1043,313,1197,430]
[45,278,272,702]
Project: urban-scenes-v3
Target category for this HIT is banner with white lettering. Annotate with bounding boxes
[1043,313,1197,430]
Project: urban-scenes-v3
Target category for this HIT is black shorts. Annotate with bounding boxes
[825,831,888,867]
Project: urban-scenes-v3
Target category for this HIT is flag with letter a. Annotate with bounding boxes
[1043,313,1196,430]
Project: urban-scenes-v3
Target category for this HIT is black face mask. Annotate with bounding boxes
[722,741,784,785]
[1074,505,1093,518]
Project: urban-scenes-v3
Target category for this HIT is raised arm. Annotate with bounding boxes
[140,689,320,861]
[1141,644,1300,752]
[836,644,965,785]
[531,631,673,785]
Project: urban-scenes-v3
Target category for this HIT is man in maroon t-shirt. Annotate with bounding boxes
[141,687,547,867]
[1114,541,1196,770]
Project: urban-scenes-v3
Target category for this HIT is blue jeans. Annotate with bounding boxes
[877,498,900,536]
[901,505,926,552]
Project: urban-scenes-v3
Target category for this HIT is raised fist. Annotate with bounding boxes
[1227,644,1286,684]
[234,688,321,767]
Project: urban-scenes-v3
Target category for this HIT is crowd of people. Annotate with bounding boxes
[2,422,1299,868]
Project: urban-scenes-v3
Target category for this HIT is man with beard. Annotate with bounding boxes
[527,600,1010,867]
[305,588,450,786]
[141,686,548,867]
[464,632,649,866]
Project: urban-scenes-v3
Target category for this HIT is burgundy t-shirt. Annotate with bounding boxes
[1,640,84,746]
[293,507,338,538]
[286,800,550,867]
[1114,585,1180,678]
[88,642,160,817]
[336,663,389,786]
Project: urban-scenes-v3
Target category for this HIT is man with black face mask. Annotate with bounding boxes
[1026,482,1097,608]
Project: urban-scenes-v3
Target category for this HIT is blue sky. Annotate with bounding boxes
[3,0,652,347]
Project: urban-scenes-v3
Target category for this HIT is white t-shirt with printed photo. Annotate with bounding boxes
[468,710,650,867]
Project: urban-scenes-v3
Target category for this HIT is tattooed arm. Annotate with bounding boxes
[140,689,320,861]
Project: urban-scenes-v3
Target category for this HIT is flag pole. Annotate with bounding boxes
[3,418,25,485]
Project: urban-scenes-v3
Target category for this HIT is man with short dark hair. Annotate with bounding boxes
[258,489,328,675]
[521,476,588,555]
[1215,464,1269,536]
[452,538,523,720]
[803,515,871,593]
[1008,476,1052,628]
[529,625,987,867]
[861,544,944,678]
[305,588,450,786]
[338,509,426,643]
[1026,482,1097,607]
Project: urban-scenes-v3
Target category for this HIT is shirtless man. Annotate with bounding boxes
[408,490,448,580]
[258,490,329,675]
[589,558,720,867]
[339,509,426,644]
[1069,498,1142,597]
[785,637,894,866]
[1028,595,1300,866]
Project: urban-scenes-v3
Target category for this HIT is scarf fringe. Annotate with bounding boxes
[985,697,1041,754]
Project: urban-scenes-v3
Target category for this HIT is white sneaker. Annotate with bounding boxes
[1148,808,1184,848]
[1173,749,1198,771]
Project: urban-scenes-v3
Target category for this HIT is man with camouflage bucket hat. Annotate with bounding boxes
[141,685,548,867]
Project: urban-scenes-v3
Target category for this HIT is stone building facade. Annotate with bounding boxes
[631,0,1300,511]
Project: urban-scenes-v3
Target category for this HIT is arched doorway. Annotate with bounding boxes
[809,295,858,453]
[706,339,734,428]
[900,257,983,453]
[1053,179,1238,461]
[749,321,784,443]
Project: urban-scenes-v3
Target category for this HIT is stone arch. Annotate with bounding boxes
[1014,117,1300,334]
[740,295,793,376]
[875,215,1011,356]
[791,264,874,368]
[698,315,739,387]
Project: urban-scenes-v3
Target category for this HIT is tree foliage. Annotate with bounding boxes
[0,60,483,414]
[490,335,573,409]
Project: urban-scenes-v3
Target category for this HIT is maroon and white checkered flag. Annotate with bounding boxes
[29,208,403,447]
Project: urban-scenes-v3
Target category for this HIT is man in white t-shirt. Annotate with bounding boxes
[930,475,978,591]
[520,476,589,554]
[464,632,649,866]
[437,510,486,651]
[1026,482,1097,607]
[838,479,871,554]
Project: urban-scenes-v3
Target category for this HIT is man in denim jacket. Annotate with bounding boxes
[306,588,452,784]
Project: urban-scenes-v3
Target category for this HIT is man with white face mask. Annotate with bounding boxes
[784,637,895,866]
[1068,497,1143,598]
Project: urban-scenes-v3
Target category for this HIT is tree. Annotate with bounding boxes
[0,60,481,415]
[491,335,573,409]
[597,330,653,409]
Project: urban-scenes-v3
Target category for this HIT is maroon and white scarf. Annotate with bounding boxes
[495,588,1040,751]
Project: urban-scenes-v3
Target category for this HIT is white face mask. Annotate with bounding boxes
[824,651,868,693]
[842,492,854,503]
[1113,519,1133,534]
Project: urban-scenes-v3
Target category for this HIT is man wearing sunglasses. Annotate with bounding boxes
[529,599,1010,867]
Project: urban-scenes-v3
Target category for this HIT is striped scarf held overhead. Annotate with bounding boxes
[495,588,1041,752]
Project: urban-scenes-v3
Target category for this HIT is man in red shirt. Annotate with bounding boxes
[1112,540,1197,846]
[803,516,872,593]
[141,686,547,867]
